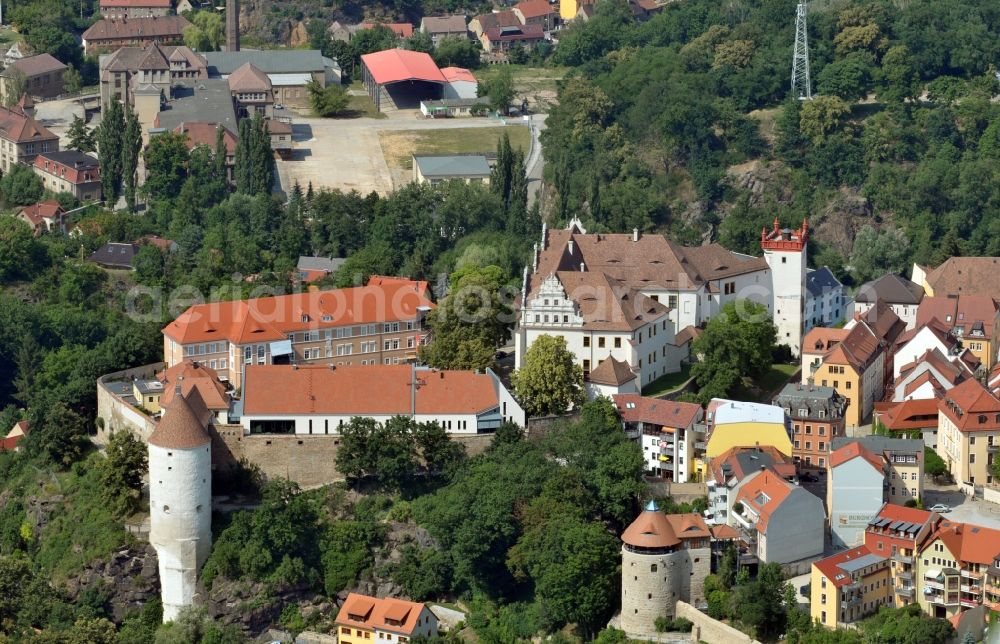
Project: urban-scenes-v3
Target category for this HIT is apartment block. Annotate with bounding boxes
[916,519,1000,619]
[773,382,847,469]
[863,503,938,609]
[705,445,795,527]
[613,394,705,482]
[732,468,824,565]
[161,277,435,390]
[811,545,893,628]
[937,378,1000,486]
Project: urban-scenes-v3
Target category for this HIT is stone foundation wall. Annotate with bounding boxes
[675,601,761,644]
[212,426,496,489]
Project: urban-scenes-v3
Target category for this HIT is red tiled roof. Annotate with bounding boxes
[710,524,740,540]
[0,436,22,451]
[802,327,849,353]
[335,593,429,637]
[173,122,237,156]
[515,0,558,18]
[879,398,940,431]
[162,279,433,345]
[621,507,680,548]
[361,48,445,85]
[613,394,701,429]
[472,10,521,31]
[34,151,100,185]
[17,200,64,229]
[439,66,476,83]
[813,545,882,589]
[549,271,669,331]
[663,513,711,540]
[0,105,57,143]
[228,62,271,93]
[359,22,415,38]
[929,520,1000,565]
[158,360,230,411]
[588,357,636,386]
[829,441,884,471]
[242,365,500,416]
[918,295,998,341]
[139,235,175,251]
[872,502,933,526]
[938,378,1000,432]
[925,257,1000,299]
[735,468,795,534]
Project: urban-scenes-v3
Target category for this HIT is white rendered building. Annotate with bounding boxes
[237,364,525,434]
[147,387,213,622]
[762,218,809,356]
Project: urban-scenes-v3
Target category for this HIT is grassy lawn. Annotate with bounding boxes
[379,124,531,171]
[734,363,800,402]
[475,65,569,110]
[641,364,693,397]
[0,26,23,45]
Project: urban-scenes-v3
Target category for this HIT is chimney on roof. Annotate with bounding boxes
[568,239,574,255]
[580,262,585,272]
[633,228,640,242]
[532,242,538,272]
[328,364,335,370]
[292,364,298,370]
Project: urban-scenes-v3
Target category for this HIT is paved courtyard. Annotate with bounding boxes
[923,483,1000,530]
[274,114,528,197]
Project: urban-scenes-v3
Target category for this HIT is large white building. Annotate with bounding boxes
[237,364,525,434]
[515,218,842,398]
[147,386,213,623]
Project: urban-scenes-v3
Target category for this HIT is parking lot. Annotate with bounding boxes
[923,483,1000,529]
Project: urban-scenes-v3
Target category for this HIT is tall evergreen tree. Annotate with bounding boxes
[234,118,251,194]
[250,112,275,195]
[67,115,96,153]
[491,133,513,207]
[97,99,125,204]
[213,124,229,187]
[121,105,142,213]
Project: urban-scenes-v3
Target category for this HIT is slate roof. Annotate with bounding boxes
[773,382,847,421]
[855,273,924,305]
[203,50,329,75]
[805,266,842,297]
[88,242,139,269]
[414,153,490,178]
[154,79,237,134]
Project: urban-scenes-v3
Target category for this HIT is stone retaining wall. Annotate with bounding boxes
[675,601,762,644]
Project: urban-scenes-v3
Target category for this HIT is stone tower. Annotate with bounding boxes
[762,218,808,357]
[226,0,240,52]
[620,500,683,634]
[148,386,213,623]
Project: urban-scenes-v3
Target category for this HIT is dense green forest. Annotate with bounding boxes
[543,0,1000,283]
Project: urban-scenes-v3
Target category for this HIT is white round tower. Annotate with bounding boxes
[621,500,683,635]
[148,386,213,623]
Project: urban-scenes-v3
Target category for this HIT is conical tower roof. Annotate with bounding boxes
[621,500,680,549]
[149,385,211,449]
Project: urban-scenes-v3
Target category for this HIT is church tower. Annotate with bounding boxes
[148,386,213,622]
[762,218,808,356]
[226,0,240,52]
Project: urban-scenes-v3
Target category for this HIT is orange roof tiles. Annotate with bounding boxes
[439,66,476,83]
[242,365,500,416]
[612,394,702,429]
[814,545,883,588]
[879,398,939,431]
[929,520,1000,565]
[734,468,795,534]
[802,327,849,353]
[925,257,1000,298]
[829,441,884,472]
[918,295,999,341]
[663,513,711,540]
[335,593,429,637]
[173,122,237,155]
[162,279,433,345]
[158,360,230,411]
[938,378,1000,432]
[551,271,669,331]
[621,506,680,549]
[872,502,933,525]
[515,0,558,18]
[710,524,740,540]
[360,22,415,38]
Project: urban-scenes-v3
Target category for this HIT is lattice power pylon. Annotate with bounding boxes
[791,1,812,99]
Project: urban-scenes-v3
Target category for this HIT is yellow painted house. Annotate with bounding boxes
[810,544,892,628]
[705,399,792,458]
[560,0,588,20]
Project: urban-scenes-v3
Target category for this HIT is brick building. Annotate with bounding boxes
[773,382,847,469]
[83,16,191,54]
[161,277,435,389]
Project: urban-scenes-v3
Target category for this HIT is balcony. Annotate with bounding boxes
[892,553,913,565]
[961,569,983,580]
[960,598,979,609]
[985,584,1000,596]
[986,600,1000,612]
[988,443,999,453]
[659,441,674,453]
[694,440,706,450]
[897,571,913,582]
[896,586,914,598]
[842,594,863,607]
[924,579,944,591]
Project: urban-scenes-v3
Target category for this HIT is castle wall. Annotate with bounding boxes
[148,442,212,622]
[96,363,164,446]
[211,427,495,489]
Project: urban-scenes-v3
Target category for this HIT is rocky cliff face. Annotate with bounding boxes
[64,545,161,623]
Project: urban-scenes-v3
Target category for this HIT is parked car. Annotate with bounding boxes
[929,504,951,513]
[274,103,285,110]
